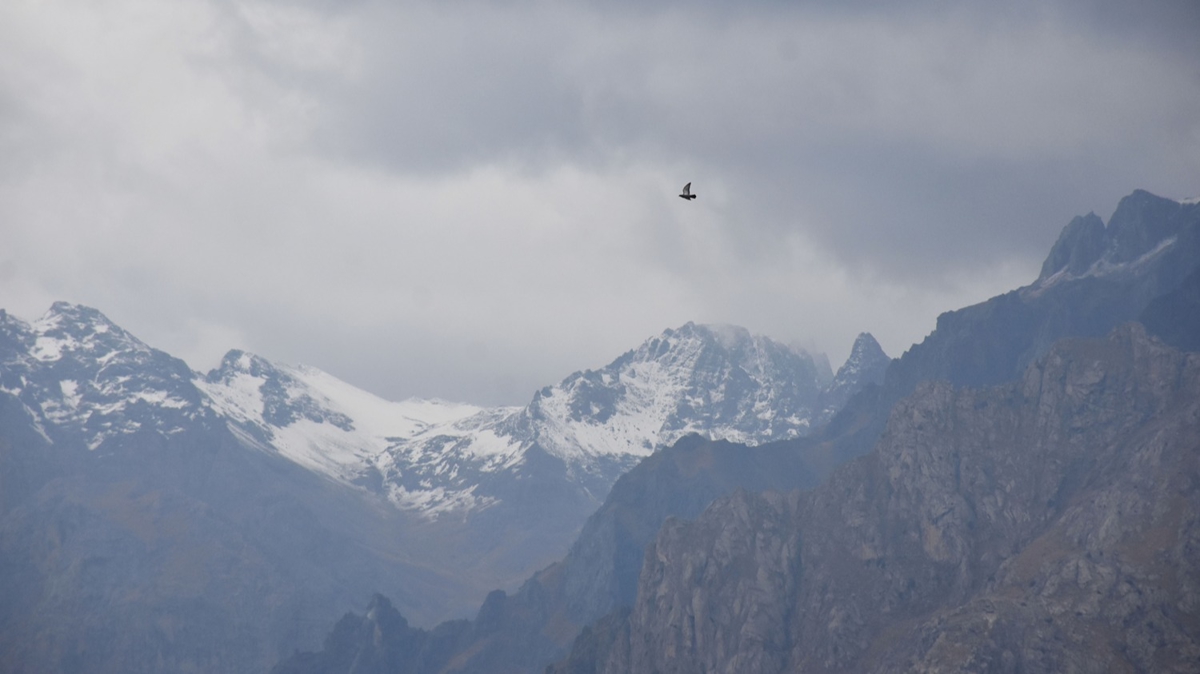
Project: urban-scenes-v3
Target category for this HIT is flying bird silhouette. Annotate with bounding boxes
[679,182,696,200]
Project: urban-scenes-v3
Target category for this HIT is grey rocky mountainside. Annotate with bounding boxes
[555,323,1200,673]
[814,188,1200,484]
[0,301,876,673]
[277,188,1200,674]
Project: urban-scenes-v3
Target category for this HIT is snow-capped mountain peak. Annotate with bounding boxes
[816,332,890,421]
[3,305,879,521]
[204,349,357,434]
[1,303,202,449]
[519,322,831,474]
[30,301,149,363]
[355,322,839,518]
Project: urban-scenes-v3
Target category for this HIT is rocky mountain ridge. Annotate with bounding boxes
[0,303,864,502]
[2,301,881,528]
[886,189,1200,397]
[816,332,889,421]
[557,323,1200,673]
[197,320,857,520]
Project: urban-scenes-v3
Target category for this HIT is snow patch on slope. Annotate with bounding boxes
[1028,235,1178,296]
[195,352,520,514]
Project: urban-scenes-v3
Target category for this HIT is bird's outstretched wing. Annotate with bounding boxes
[682,182,691,196]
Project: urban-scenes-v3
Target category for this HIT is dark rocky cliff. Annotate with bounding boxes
[557,324,1200,673]
[886,189,1200,397]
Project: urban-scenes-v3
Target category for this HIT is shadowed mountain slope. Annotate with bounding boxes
[555,323,1200,673]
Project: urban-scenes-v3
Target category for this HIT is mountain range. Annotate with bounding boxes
[273,188,1200,674]
[0,297,885,671]
[3,187,1196,673]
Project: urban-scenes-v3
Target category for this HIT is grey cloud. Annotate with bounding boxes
[298,5,590,171]
[290,2,1199,225]
[2,0,1197,405]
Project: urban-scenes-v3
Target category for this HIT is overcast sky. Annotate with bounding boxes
[2,0,1198,406]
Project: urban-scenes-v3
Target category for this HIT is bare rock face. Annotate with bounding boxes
[565,324,1200,674]
[887,189,1200,396]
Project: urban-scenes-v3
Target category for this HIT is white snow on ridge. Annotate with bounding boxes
[197,364,384,478]
[192,335,739,517]
[31,335,70,362]
[1027,234,1179,297]
[270,417,376,481]
[28,304,149,364]
[9,302,835,520]
[535,358,689,461]
[195,358,524,510]
[197,371,265,421]
[523,325,811,464]
[286,364,484,439]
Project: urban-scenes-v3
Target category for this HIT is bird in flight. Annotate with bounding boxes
[679,182,696,200]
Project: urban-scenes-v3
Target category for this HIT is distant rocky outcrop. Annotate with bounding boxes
[816,332,889,422]
[556,324,1200,673]
[271,594,473,674]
